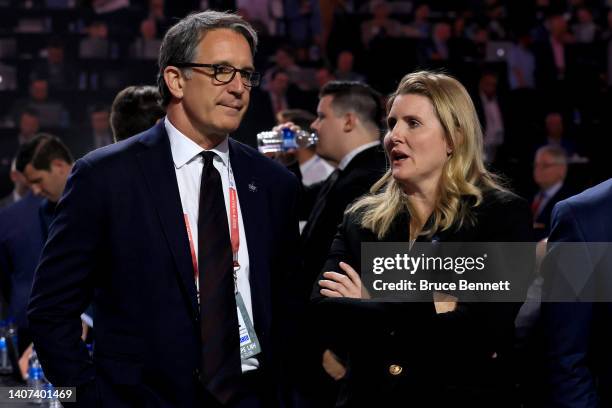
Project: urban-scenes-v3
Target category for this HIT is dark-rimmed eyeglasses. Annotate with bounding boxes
[171,62,261,87]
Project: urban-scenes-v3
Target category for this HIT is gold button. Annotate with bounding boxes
[389,364,403,376]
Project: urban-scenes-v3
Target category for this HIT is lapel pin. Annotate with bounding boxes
[248,182,257,192]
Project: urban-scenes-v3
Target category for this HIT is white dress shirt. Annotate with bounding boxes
[165,117,258,372]
[299,154,335,187]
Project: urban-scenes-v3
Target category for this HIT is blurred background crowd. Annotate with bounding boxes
[0,0,612,203]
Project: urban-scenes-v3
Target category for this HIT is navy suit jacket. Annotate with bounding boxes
[541,178,612,407]
[27,122,300,407]
[0,192,44,328]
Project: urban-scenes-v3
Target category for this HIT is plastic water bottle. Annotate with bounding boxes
[257,128,318,154]
[0,320,12,374]
[44,382,62,408]
[28,350,46,405]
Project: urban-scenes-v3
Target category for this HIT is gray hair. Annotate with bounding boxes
[157,10,258,107]
[536,145,568,165]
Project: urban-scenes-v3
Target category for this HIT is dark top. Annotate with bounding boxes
[312,187,533,407]
[541,178,612,407]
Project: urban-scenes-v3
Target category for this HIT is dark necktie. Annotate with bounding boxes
[302,168,341,240]
[198,151,241,403]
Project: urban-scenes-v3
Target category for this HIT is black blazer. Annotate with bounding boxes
[27,122,301,407]
[312,188,533,407]
[299,145,387,296]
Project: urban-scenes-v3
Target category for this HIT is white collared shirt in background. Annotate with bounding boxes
[299,155,335,187]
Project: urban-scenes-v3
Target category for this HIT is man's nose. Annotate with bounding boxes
[227,72,246,95]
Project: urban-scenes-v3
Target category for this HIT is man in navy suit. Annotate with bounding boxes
[27,11,300,407]
[0,134,73,355]
[540,178,612,407]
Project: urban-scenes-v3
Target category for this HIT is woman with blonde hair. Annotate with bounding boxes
[312,71,532,407]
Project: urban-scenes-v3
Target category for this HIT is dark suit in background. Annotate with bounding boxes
[0,192,44,353]
[291,144,386,407]
[300,145,387,291]
[312,189,533,407]
[532,182,574,240]
[541,178,612,407]
[27,123,300,407]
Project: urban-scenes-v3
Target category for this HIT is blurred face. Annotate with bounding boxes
[19,113,40,138]
[434,23,451,42]
[337,51,354,73]
[316,68,334,89]
[47,46,64,64]
[479,74,497,98]
[384,94,450,189]
[373,2,390,19]
[178,29,253,139]
[140,19,157,39]
[30,80,48,102]
[275,50,293,68]
[24,160,70,203]
[311,95,345,163]
[474,28,489,44]
[91,110,110,132]
[269,72,289,94]
[415,5,429,20]
[545,113,563,138]
[533,151,566,189]
[577,9,592,23]
[549,16,567,37]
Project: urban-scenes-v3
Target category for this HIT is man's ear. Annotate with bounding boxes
[50,159,70,174]
[163,66,186,101]
[343,112,356,132]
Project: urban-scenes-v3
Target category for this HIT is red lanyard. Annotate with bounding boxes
[184,160,241,286]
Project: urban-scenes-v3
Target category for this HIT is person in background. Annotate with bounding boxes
[474,71,505,164]
[531,145,573,240]
[284,80,386,408]
[110,85,165,142]
[9,77,69,129]
[276,108,334,188]
[0,134,73,364]
[334,51,364,82]
[17,109,40,145]
[0,159,30,208]
[129,19,162,60]
[361,0,403,48]
[32,38,76,92]
[312,71,532,407]
[16,134,74,240]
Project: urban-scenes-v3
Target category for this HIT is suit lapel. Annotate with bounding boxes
[135,123,199,317]
[228,140,271,330]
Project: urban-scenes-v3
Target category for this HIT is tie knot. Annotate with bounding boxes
[201,151,217,167]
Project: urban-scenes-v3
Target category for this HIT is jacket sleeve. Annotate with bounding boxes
[540,200,599,408]
[27,158,104,390]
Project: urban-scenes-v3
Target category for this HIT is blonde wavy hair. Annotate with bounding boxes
[348,70,505,239]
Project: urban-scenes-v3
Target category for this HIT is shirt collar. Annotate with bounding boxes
[165,116,230,169]
[338,141,380,170]
[543,181,563,198]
